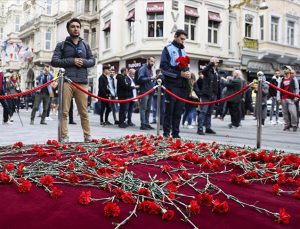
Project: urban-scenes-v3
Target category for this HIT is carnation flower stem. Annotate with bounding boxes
[114,200,139,229]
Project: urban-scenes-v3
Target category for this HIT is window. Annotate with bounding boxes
[84,0,90,12]
[45,30,51,50]
[147,13,163,37]
[260,15,264,40]
[92,0,97,13]
[15,15,20,32]
[75,0,82,15]
[271,16,279,42]
[184,16,197,40]
[129,21,135,43]
[287,21,295,46]
[208,21,219,44]
[46,0,52,15]
[228,21,232,50]
[91,28,96,48]
[245,14,253,38]
[103,21,110,49]
[1,4,4,17]
[84,29,89,42]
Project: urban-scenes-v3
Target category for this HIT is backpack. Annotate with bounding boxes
[134,67,141,85]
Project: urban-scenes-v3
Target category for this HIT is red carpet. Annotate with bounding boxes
[0,136,299,229]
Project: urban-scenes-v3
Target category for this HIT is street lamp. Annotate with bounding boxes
[259,0,268,10]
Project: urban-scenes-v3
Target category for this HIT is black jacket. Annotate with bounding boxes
[51,37,95,84]
[223,78,243,103]
[196,62,220,98]
[269,77,278,97]
[116,74,131,99]
[98,74,110,98]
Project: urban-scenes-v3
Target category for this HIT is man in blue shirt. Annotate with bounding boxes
[160,29,190,138]
[137,57,156,130]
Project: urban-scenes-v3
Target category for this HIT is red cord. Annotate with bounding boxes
[268,82,300,99]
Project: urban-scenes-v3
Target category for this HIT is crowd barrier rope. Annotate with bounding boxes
[70,81,157,103]
[0,79,57,100]
[267,82,300,99]
[162,83,252,106]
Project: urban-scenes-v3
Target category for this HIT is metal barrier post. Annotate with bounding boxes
[256,71,263,149]
[156,79,162,136]
[58,69,65,143]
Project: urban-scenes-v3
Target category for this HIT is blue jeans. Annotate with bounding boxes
[270,96,279,121]
[140,94,153,125]
[198,96,215,130]
[152,95,157,122]
[182,104,196,125]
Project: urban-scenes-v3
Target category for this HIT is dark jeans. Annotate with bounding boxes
[228,102,241,127]
[46,97,52,117]
[127,101,135,124]
[119,101,129,124]
[99,100,111,123]
[152,95,157,122]
[0,98,10,123]
[182,104,196,125]
[140,94,153,125]
[109,96,118,122]
[7,98,17,117]
[163,87,187,136]
[198,96,215,130]
[31,93,50,121]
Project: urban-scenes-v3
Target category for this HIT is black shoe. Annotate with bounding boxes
[205,128,216,134]
[146,124,155,130]
[140,124,149,130]
[104,121,113,125]
[228,124,233,129]
[293,127,297,132]
[69,121,77,125]
[150,121,157,124]
[40,121,47,125]
[283,126,290,131]
[114,121,120,125]
[172,135,181,139]
[163,133,170,138]
[118,123,127,128]
[127,122,135,127]
[197,129,205,135]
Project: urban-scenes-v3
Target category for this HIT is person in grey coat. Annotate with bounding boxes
[51,18,95,143]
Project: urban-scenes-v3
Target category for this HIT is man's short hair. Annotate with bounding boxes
[147,56,156,61]
[175,29,188,37]
[102,65,111,71]
[66,18,81,30]
[120,67,127,74]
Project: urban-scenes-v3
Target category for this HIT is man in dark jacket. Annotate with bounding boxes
[160,29,190,138]
[137,57,156,130]
[269,70,281,124]
[196,57,220,135]
[0,69,10,125]
[51,18,95,143]
[98,65,112,125]
[116,68,131,128]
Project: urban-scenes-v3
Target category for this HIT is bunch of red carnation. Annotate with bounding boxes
[175,56,190,70]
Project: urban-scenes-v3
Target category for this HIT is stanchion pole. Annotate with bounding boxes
[58,69,65,143]
[156,79,162,136]
[256,71,263,149]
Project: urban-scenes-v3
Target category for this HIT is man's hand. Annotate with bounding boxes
[181,71,191,79]
[74,58,83,67]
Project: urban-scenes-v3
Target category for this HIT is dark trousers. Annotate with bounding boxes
[119,101,129,124]
[109,96,118,122]
[198,96,215,130]
[99,100,111,123]
[7,98,16,117]
[127,101,135,124]
[69,99,74,123]
[31,93,50,121]
[46,97,52,117]
[163,87,187,137]
[228,102,241,127]
[0,98,10,123]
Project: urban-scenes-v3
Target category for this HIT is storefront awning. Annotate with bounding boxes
[146,2,164,13]
[208,11,222,22]
[126,9,135,21]
[185,6,199,18]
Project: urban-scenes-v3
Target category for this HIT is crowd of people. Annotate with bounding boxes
[1,18,299,142]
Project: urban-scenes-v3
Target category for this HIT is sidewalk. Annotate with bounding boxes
[0,107,299,154]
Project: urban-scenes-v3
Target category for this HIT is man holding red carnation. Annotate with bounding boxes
[160,29,191,138]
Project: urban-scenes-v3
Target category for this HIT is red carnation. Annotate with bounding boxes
[212,199,229,214]
[188,200,200,215]
[277,208,291,224]
[166,183,178,192]
[138,187,150,197]
[79,191,92,205]
[18,180,32,193]
[0,172,10,183]
[87,160,96,168]
[293,187,300,199]
[162,165,171,173]
[40,175,54,187]
[113,187,125,199]
[181,170,190,179]
[162,210,175,221]
[121,192,136,204]
[272,184,281,195]
[12,141,24,149]
[68,173,80,183]
[50,187,63,199]
[104,202,121,217]
[175,56,190,70]
[4,163,15,172]
[196,192,213,206]
[17,164,25,175]
[138,201,161,215]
